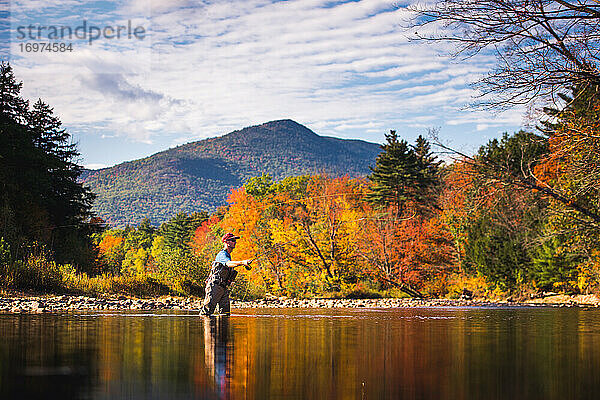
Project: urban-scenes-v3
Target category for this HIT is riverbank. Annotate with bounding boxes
[1,293,599,313]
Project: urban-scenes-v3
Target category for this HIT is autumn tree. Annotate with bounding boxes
[220,184,276,292]
[190,215,224,267]
[97,231,126,274]
[119,219,158,276]
[440,132,552,292]
[533,86,600,291]
[282,176,367,292]
[223,175,375,297]
[412,0,600,292]
[363,132,447,296]
[357,203,454,296]
[538,86,600,231]
[413,0,600,241]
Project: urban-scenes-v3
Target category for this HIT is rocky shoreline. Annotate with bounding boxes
[1,293,599,313]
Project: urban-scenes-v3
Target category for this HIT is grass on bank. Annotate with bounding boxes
[3,253,587,301]
[0,253,266,299]
[0,254,426,300]
[0,255,492,300]
[1,254,180,297]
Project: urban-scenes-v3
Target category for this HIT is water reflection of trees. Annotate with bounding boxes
[1,310,600,399]
[0,314,97,399]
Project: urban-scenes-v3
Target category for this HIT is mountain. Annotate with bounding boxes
[80,119,382,226]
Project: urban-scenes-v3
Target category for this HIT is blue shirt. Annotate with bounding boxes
[215,249,231,264]
[206,249,233,286]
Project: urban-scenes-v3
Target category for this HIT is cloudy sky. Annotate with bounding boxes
[3,0,525,169]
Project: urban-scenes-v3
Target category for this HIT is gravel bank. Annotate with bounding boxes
[1,294,598,313]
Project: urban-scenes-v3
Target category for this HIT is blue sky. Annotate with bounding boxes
[2,0,526,169]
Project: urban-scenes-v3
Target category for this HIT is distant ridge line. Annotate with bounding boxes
[80,119,382,226]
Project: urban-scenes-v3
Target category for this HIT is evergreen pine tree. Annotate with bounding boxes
[0,62,98,269]
[0,62,29,122]
[412,135,440,180]
[161,212,208,251]
[0,63,47,248]
[128,218,156,250]
[368,131,440,216]
[28,99,76,159]
[532,238,578,292]
[411,134,442,212]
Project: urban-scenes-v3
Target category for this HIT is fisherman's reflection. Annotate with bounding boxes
[203,316,232,399]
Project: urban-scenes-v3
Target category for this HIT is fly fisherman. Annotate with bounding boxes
[200,233,252,316]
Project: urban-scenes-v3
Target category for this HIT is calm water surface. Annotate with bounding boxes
[1,307,599,399]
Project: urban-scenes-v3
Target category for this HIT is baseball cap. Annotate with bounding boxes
[221,232,240,243]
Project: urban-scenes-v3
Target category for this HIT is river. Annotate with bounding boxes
[1,307,599,399]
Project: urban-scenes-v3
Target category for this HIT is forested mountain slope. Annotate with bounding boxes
[81,119,381,226]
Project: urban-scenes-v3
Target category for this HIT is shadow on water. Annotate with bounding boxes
[0,307,600,399]
[0,314,95,400]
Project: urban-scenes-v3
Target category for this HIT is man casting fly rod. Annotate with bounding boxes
[200,232,340,315]
[200,233,254,316]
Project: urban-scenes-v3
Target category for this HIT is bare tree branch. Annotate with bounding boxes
[410,0,600,108]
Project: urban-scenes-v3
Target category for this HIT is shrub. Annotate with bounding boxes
[61,268,172,297]
[1,253,63,292]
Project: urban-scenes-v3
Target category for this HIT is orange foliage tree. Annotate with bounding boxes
[357,204,454,296]
[97,234,125,273]
[190,214,224,271]
[269,176,369,294]
[215,173,456,297]
[217,175,375,296]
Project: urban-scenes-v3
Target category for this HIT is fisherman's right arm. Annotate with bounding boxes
[225,260,251,268]
[216,250,250,268]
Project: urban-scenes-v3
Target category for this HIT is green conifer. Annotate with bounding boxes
[0,62,98,269]
[368,131,440,216]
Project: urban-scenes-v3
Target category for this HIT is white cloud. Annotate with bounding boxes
[84,163,109,170]
[9,0,525,165]
[446,109,523,127]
